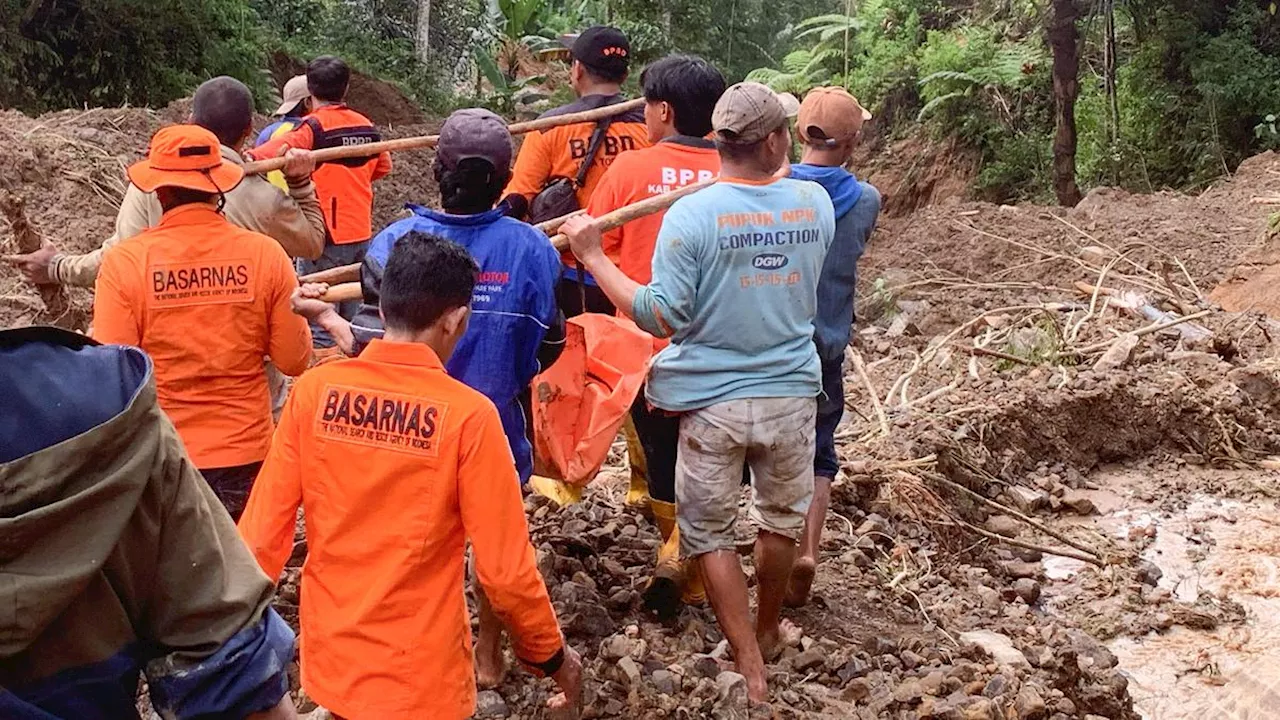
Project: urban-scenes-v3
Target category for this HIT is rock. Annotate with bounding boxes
[565,603,615,637]
[599,634,632,661]
[920,670,946,696]
[921,697,964,720]
[958,630,1030,669]
[1060,491,1097,515]
[1015,686,1047,719]
[715,671,748,706]
[856,514,890,538]
[838,656,870,683]
[982,673,1009,698]
[865,635,900,656]
[900,649,925,670]
[1007,486,1050,513]
[893,678,924,704]
[691,654,721,678]
[1136,559,1163,586]
[1013,578,1042,605]
[975,585,1001,610]
[1002,561,1043,580]
[842,677,872,703]
[617,656,642,688]
[1092,333,1140,372]
[792,646,826,672]
[1067,630,1118,670]
[985,515,1023,538]
[963,697,999,720]
[652,669,677,695]
[474,690,509,718]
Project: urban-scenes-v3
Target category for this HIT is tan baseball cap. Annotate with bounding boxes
[797,86,872,146]
[712,82,801,145]
[273,75,310,117]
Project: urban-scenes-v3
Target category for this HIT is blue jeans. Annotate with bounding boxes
[814,359,844,479]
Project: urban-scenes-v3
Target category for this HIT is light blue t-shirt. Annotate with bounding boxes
[632,178,836,411]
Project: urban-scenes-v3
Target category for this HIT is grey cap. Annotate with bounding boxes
[436,108,513,171]
[712,82,801,145]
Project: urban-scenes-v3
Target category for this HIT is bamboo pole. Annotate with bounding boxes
[243,99,645,175]
[298,209,589,285]
[316,178,716,303]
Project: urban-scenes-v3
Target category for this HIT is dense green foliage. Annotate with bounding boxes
[3,0,1277,203]
[1,0,270,113]
[750,0,1280,201]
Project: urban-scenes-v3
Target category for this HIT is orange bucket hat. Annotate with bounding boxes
[127,124,245,194]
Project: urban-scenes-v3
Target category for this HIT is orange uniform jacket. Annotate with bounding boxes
[588,136,721,285]
[253,104,392,244]
[93,204,311,469]
[237,339,564,720]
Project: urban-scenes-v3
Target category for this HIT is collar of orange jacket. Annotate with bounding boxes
[362,338,445,368]
[157,203,224,226]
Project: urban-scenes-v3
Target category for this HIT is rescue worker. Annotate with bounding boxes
[562,82,835,706]
[2,76,326,287]
[501,25,650,317]
[92,124,313,521]
[291,109,565,688]
[0,326,297,720]
[785,87,881,607]
[238,233,583,720]
[584,54,727,619]
[251,55,394,357]
[257,74,312,191]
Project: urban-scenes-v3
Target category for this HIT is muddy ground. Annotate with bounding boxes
[5,94,1280,719]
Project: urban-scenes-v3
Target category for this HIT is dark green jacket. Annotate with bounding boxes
[0,327,294,719]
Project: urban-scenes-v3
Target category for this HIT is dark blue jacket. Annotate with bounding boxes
[366,206,563,482]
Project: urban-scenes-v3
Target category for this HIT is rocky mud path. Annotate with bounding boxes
[5,99,1280,719]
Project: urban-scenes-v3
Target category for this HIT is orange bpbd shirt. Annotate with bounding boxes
[253,103,392,245]
[93,204,311,468]
[588,137,721,284]
[588,137,720,354]
[505,95,650,266]
[237,340,564,720]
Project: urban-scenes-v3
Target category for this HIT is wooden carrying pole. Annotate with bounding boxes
[242,98,645,175]
[316,178,716,304]
[299,210,588,286]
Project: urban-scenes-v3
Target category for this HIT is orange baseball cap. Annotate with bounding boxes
[127,124,245,194]
[797,87,873,146]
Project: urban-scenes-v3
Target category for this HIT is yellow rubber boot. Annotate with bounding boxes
[643,500,684,620]
[681,554,707,606]
[623,416,651,511]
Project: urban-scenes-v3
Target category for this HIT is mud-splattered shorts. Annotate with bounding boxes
[676,397,817,558]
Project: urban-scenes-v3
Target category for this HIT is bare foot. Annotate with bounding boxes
[756,618,803,663]
[547,647,584,720]
[784,556,816,608]
[475,635,507,689]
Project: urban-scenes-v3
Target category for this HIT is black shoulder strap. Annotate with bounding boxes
[575,117,613,188]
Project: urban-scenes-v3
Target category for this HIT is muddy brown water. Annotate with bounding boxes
[1045,468,1280,720]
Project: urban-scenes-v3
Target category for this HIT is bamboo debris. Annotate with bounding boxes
[299,208,588,285]
[244,99,646,175]
[317,178,716,303]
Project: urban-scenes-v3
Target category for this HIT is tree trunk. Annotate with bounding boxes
[1049,0,1083,207]
[415,0,432,64]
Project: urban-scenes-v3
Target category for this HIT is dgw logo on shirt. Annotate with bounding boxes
[150,260,254,307]
[752,253,788,270]
[316,385,449,458]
